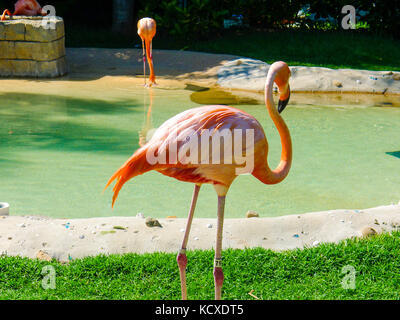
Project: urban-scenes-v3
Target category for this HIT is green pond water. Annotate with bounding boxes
[1,83,399,218]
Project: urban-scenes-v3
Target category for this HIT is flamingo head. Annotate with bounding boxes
[271,61,291,113]
[137,17,156,42]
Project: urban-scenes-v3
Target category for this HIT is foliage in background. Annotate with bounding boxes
[138,0,229,40]
[137,0,400,38]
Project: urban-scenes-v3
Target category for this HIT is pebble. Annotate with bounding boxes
[312,240,320,246]
[145,217,162,228]
[36,250,52,262]
[361,226,377,237]
[194,237,199,241]
[356,80,361,84]
[79,235,85,239]
[136,212,145,219]
[333,80,342,87]
[340,219,345,223]
[180,228,185,232]
[246,210,259,218]
[207,224,213,228]
[17,223,26,228]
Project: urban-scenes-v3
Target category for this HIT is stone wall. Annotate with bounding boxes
[0,16,67,78]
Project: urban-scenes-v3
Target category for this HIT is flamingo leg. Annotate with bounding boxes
[214,195,226,300]
[1,9,12,21]
[177,184,201,300]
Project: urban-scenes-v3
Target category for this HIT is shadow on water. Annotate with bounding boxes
[386,151,400,159]
[0,92,143,155]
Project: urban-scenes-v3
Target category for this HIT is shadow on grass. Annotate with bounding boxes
[386,151,400,159]
[0,92,143,155]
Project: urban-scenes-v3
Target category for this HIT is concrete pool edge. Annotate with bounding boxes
[1,203,399,262]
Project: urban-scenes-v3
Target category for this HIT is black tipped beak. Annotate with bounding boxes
[278,90,290,113]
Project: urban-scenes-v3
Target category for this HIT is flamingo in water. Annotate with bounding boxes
[105,61,292,299]
[137,17,156,86]
[1,0,47,21]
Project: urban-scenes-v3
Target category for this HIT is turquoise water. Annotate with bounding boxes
[1,82,399,218]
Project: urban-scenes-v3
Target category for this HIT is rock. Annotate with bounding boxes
[393,74,400,81]
[194,237,199,241]
[36,250,52,261]
[79,235,85,239]
[246,210,259,218]
[136,212,145,219]
[207,224,213,228]
[361,226,377,237]
[333,80,342,88]
[312,240,320,246]
[0,17,67,78]
[145,217,162,228]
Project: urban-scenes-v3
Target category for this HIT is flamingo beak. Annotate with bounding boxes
[278,87,290,113]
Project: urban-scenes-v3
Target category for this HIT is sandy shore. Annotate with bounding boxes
[1,48,399,260]
[1,204,400,262]
[64,48,400,94]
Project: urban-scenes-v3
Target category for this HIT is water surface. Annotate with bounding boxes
[1,79,399,218]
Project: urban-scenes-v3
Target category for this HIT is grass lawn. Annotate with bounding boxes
[65,26,400,72]
[1,231,400,300]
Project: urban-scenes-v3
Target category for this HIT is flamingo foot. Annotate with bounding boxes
[177,251,188,300]
[213,265,224,300]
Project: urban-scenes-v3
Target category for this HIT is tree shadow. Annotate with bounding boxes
[0,92,143,155]
[386,151,400,159]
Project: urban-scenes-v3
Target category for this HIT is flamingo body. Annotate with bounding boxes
[1,0,46,21]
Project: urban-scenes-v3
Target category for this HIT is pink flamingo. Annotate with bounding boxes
[1,0,47,21]
[105,61,292,300]
[137,17,156,86]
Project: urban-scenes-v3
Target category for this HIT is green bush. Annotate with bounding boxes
[138,0,230,40]
[138,0,399,39]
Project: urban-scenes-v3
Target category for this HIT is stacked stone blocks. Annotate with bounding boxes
[0,16,66,77]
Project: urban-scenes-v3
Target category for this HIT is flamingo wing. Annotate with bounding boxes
[106,105,266,206]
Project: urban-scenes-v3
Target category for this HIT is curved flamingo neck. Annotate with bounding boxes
[254,67,292,185]
[145,39,155,83]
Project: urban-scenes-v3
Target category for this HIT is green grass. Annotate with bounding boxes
[65,25,400,71]
[1,232,400,300]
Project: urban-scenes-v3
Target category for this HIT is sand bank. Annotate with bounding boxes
[1,204,399,261]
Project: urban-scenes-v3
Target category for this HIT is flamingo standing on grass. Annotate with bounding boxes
[137,17,157,86]
[1,0,47,21]
[105,61,292,300]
